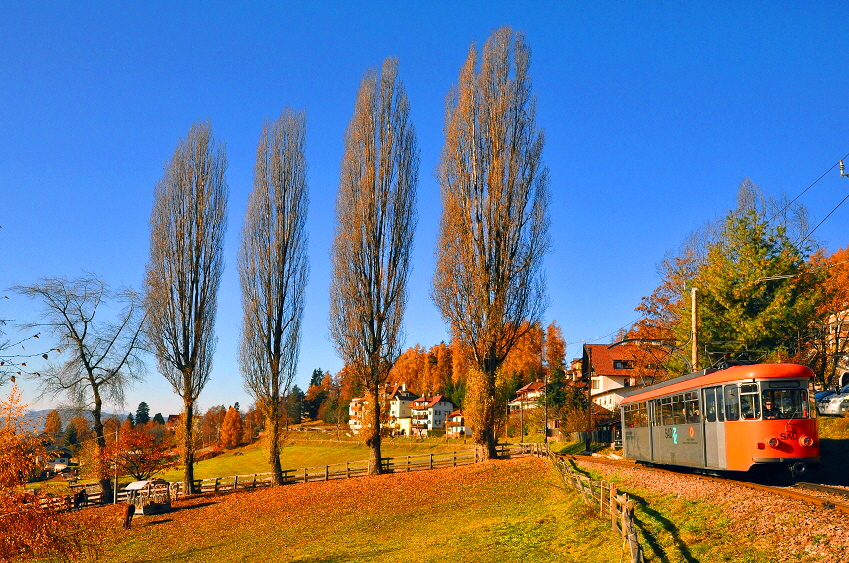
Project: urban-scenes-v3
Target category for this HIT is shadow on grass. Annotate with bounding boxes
[174,501,217,511]
[629,493,698,563]
[129,544,225,563]
[139,518,172,526]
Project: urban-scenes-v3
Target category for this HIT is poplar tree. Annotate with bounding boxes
[239,109,309,485]
[329,57,418,475]
[145,121,228,494]
[432,26,550,460]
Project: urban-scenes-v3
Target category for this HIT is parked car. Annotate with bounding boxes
[817,384,849,416]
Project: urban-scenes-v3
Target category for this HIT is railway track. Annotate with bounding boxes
[561,454,849,514]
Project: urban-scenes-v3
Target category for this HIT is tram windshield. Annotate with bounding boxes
[761,383,811,419]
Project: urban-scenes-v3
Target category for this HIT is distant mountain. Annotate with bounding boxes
[24,408,130,430]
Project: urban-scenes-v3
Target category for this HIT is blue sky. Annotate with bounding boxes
[3,2,849,418]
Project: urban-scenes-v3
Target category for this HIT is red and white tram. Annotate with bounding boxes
[620,363,819,475]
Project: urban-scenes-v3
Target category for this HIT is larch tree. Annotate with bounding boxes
[432,26,550,460]
[220,406,243,449]
[44,409,62,435]
[239,109,309,485]
[12,275,145,502]
[145,121,228,494]
[329,57,418,475]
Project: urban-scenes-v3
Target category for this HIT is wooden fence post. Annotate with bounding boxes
[325,466,329,481]
[610,483,617,532]
[234,476,239,490]
[214,478,219,493]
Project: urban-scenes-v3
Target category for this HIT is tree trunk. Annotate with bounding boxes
[367,387,382,476]
[267,412,283,485]
[92,394,114,503]
[182,401,195,494]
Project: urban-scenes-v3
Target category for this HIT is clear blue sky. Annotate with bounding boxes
[3,2,849,418]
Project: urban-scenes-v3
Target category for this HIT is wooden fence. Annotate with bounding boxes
[41,443,542,509]
[548,453,644,563]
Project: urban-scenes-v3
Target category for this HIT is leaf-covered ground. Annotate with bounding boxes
[58,457,626,563]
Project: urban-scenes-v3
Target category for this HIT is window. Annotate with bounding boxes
[761,386,810,419]
[592,379,600,390]
[740,384,760,420]
[704,388,717,422]
[724,385,740,421]
[613,360,634,369]
[684,391,700,423]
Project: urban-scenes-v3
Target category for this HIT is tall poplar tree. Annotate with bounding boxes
[329,57,418,475]
[239,109,309,485]
[432,26,550,460]
[145,122,228,493]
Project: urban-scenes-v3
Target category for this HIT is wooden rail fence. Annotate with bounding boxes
[548,453,644,563]
[41,443,542,509]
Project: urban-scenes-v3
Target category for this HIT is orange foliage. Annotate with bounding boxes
[0,385,103,561]
[220,407,243,449]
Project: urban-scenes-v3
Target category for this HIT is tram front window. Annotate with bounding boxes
[740,384,760,420]
[761,388,810,419]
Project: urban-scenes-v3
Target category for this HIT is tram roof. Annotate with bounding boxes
[620,363,813,405]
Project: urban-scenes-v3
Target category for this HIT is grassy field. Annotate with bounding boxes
[156,437,475,482]
[55,457,629,563]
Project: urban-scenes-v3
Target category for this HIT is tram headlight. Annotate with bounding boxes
[799,435,814,447]
[767,437,780,448]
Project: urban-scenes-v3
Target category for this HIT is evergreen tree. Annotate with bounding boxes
[135,402,151,425]
[152,413,165,425]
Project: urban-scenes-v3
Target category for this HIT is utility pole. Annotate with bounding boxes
[691,287,698,372]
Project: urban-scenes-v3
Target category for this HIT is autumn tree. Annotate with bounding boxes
[238,109,309,485]
[803,247,849,388]
[13,275,145,502]
[145,121,228,494]
[220,406,243,449]
[100,427,171,481]
[432,26,550,459]
[43,409,62,435]
[329,57,418,475]
[201,405,226,447]
[0,385,100,561]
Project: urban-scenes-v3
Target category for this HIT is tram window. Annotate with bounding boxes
[638,402,648,427]
[740,384,760,419]
[672,394,686,424]
[661,397,673,425]
[716,388,725,421]
[724,385,740,421]
[761,388,809,419]
[652,400,662,426]
[704,388,716,423]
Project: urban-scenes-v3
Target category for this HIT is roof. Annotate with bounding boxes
[516,381,545,394]
[384,383,418,401]
[582,344,638,377]
[620,363,814,405]
[410,395,454,410]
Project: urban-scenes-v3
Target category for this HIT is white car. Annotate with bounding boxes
[817,384,849,415]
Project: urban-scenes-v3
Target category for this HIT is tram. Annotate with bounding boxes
[620,363,820,475]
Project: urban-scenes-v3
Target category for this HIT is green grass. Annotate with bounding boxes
[156,437,474,482]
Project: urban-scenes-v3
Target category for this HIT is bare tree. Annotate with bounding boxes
[432,26,550,460]
[12,275,145,501]
[239,109,309,485]
[145,122,228,493]
[329,58,418,475]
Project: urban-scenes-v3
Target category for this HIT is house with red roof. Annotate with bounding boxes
[445,409,468,438]
[508,380,546,413]
[581,343,643,411]
[409,394,455,437]
[348,382,419,436]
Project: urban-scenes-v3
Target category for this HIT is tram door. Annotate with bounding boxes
[702,387,727,469]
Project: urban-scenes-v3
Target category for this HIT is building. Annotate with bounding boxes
[348,383,419,436]
[445,410,468,438]
[581,343,643,412]
[508,380,545,413]
[409,395,455,437]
